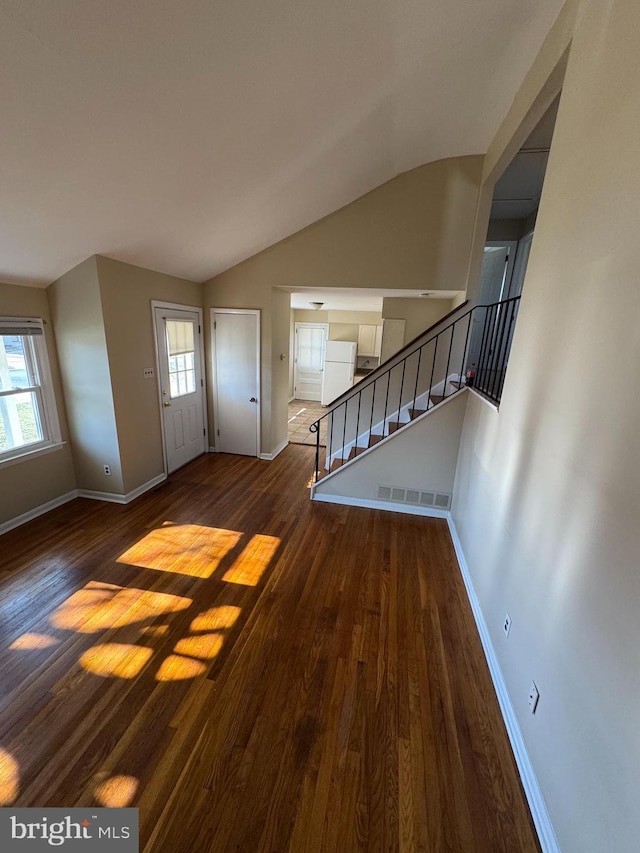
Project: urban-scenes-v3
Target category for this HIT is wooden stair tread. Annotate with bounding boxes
[368,434,384,446]
[430,394,444,405]
[409,408,427,419]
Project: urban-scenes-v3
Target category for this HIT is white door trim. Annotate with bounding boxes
[151,300,207,475]
[484,241,518,303]
[211,308,261,457]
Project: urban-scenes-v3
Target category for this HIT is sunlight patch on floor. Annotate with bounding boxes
[10,633,59,651]
[80,643,153,679]
[94,774,139,808]
[117,523,243,578]
[155,654,207,682]
[190,605,241,633]
[0,748,19,805]
[222,534,280,586]
[50,582,192,634]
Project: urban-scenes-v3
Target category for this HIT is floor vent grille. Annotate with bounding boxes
[377,484,451,510]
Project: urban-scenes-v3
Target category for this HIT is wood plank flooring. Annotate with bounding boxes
[0,445,540,852]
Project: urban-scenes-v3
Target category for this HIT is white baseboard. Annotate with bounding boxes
[208,445,218,453]
[311,491,449,519]
[446,516,560,853]
[78,472,167,506]
[259,438,289,461]
[0,490,79,537]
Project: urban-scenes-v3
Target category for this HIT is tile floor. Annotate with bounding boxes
[288,399,327,446]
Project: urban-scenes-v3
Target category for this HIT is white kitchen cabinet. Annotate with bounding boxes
[374,324,383,357]
[358,324,383,357]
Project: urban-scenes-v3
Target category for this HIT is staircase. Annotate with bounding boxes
[309,296,520,483]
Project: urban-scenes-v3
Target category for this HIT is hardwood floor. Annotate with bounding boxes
[0,446,540,852]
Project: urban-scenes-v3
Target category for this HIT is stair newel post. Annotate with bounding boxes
[460,310,472,385]
[443,322,455,398]
[428,334,439,406]
[412,346,423,417]
[312,418,321,482]
[383,370,391,436]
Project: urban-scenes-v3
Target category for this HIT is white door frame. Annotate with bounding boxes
[211,308,261,457]
[151,300,208,475]
[294,322,329,401]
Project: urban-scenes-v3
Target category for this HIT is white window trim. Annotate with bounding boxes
[0,317,63,467]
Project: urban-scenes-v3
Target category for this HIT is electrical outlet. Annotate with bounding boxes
[503,612,512,638]
[143,367,154,378]
[103,465,111,476]
[528,681,540,714]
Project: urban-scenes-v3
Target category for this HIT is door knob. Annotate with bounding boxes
[164,401,172,407]
[249,397,257,403]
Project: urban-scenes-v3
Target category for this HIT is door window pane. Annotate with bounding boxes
[166,321,196,398]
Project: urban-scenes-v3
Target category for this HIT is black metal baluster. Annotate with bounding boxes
[355,390,362,457]
[383,371,391,435]
[428,335,439,406]
[443,323,454,398]
[341,401,347,464]
[397,359,407,428]
[489,300,510,401]
[369,379,377,443]
[476,306,492,392]
[460,311,472,387]
[412,346,423,416]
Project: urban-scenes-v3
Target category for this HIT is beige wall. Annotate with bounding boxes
[452,2,640,850]
[0,282,76,526]
[48,257,124,494]
[96,256,202,492]
[205,156,482,454]
[381,297,454,344]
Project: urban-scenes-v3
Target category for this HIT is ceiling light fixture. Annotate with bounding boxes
[310,301,324,310]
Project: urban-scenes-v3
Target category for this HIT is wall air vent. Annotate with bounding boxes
[378,484,451,510]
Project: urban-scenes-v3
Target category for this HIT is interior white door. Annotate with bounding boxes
[294,323,327,401]
[154,306,206,473]
[213,310,260,456]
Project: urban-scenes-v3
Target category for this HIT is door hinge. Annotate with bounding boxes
[214,321,216,329]
[200,378,203,387]
[203,428,206,436]
[198,325,201,334]
[217,429,220,436]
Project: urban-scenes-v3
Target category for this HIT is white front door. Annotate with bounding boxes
[212,309,260,456]
[294,323,328,401]
[154,305,206,473]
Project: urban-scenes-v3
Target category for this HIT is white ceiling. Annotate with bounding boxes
[0,0,563,288]
[286,287,462,312]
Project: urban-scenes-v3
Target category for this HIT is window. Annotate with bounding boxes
[166,320,196,398]
[0,317,62,464]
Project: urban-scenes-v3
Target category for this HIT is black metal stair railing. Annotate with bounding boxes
[308,296,521,483]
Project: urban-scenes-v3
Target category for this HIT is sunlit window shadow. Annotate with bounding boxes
[222,534,280,586]
[117,523,243,578]
[0,747,19,805]
[9,524,281,685]
[94,774,139,808]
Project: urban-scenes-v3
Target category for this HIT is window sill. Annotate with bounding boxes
[0,441,67,471]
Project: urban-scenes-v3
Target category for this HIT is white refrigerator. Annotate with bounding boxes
[321,340,357,405]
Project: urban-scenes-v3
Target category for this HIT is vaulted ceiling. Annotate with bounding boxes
[0,0,563,287]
